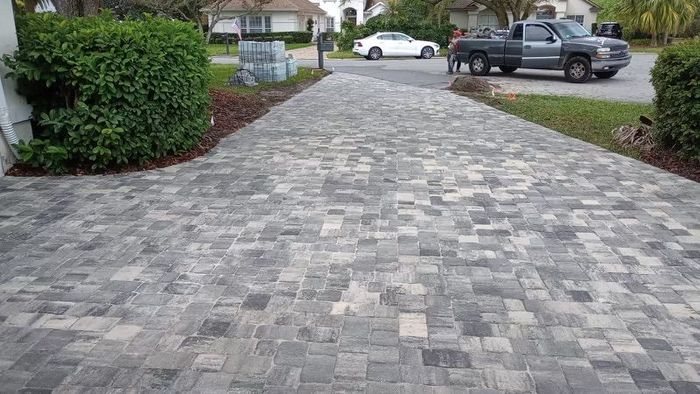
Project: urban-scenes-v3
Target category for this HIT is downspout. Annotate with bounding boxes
[0,77,20,159]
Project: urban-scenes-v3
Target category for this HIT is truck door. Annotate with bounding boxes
[522,23,561,69]
[504,24,523,67]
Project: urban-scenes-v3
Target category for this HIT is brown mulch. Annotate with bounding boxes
[7,71,328,177]
[640,149,700,183]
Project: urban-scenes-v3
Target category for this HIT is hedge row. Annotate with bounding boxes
[4,12,210,173]
[651,40,700,159]
[209,31,312,44]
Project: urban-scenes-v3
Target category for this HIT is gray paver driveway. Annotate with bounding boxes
[1,74,699,393]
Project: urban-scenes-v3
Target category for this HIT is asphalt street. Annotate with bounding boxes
[212,53,656,103]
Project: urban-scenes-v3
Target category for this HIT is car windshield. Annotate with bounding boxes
[554,21,591,39]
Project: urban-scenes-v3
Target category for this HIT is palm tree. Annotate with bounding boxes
[615,0,699,46]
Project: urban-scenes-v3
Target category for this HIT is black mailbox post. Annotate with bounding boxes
[317,32,334,69]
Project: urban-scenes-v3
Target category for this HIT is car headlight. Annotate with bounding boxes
[597,47,611,53]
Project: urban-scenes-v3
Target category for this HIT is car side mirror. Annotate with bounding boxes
[546,36,557,43]
[409,39,413,42]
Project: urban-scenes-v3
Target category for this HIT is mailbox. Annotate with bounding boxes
[318,40,334,52]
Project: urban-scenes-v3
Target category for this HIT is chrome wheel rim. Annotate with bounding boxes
[570,62,585,79]
[370,49,380,59]
[422,48,433,58]
[472,58,484,72]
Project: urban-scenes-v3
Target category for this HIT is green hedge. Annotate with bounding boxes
[209,31,312,44]
[335,17,453,51]
[651,40,700,159]
[4,13,210,173]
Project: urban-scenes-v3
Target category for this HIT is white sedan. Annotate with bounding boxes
[352,32,440,60]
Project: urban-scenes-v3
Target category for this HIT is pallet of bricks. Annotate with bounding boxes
[238,41,298,82]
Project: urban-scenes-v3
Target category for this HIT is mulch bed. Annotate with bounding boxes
[640,149,700,183]
[7,72,328,177]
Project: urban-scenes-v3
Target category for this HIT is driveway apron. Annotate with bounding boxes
[0,74,699,392]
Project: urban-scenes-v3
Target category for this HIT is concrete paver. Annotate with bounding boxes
[0,73,698,392]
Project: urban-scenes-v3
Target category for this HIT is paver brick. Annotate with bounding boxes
[0,73,699,392]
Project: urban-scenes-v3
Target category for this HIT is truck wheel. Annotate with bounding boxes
[368,47,382,60]
[564,56,592,83]
[499,66,518,74]
[594,71,618,79]
[469,53,490,76]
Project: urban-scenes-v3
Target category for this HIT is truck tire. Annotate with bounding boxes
[594,71,618,79]
[499,66,518,74]
[564,56,592,83]
[469,53,490,76]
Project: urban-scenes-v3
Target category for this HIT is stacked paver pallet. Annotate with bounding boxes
[239,41,298,82]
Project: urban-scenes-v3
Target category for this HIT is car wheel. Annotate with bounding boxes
[421,46,435,59]
[594,71,619,79]
[365,56,372,60]
[499,66,518,74]
[469,53,490,76]
[368,47,382,60]
[564,56,592,83]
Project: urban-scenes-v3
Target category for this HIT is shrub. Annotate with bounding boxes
[209,31,312,44]
[651,39,700,159]
[4,12,210,173]
[335,16,453,51]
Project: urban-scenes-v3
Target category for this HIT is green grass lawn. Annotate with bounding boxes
[209,63,323,94]
[327,48,447,59]
[207,42,314,56]
[475,94,654,159]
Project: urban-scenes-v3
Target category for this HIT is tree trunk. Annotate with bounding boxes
[662,31,669,46]
[495,8,509,29]
[81,0,101,16]
[23,0,38,12]
[651,32,658,47]
[54,0,100,17]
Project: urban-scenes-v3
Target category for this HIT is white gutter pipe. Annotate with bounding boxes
[0,77,19,159]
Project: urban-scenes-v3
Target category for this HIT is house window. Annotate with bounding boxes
[241,15,272,33]
[566,15,585,25]
[326,17,335,32]
[477,13,498,29]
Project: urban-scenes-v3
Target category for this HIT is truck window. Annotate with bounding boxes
[525,24,553,41]
[512,24,523,40]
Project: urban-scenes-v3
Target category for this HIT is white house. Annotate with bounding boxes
[448,0,600,34]
[208,0,328,35]
[208,0,389,35]
[0,1,33,175]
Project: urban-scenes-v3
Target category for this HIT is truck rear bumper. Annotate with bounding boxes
[591,56,631,72]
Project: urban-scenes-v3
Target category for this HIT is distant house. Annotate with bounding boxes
[448,0,600,33]
[207,0,389,36]
[207,0,327,35]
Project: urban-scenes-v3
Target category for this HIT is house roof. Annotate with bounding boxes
[447,0,478,11]
[212,0,325,14]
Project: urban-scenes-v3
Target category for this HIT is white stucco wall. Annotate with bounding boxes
[563,0,597,31]
[0,2,33,174]
[449,12,470,29]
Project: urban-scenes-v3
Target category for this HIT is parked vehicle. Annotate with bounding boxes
[456,19,631,83]
[597,22,623,39]
[353,32,441,60]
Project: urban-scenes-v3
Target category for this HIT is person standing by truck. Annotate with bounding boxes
[447,28,462,74]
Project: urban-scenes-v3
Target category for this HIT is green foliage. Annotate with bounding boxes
[651,40,700,159]
[209,31,313,44]
[306,18,314,32]
[4,12,210,173]
[335,16,454,51]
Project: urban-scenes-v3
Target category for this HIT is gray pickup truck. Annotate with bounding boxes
[456,19,631,83]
